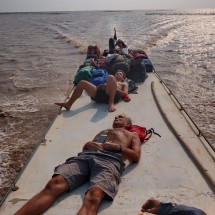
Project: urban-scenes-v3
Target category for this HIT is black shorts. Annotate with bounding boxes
[91,86,121,104]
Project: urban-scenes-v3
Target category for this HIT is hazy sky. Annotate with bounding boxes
[0,0,214,12]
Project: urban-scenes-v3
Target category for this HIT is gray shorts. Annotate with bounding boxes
[54,150,125,200]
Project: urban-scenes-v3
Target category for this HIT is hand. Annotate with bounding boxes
[121,95,131,102]
[85,141,103,151]
[114,28,117,40]
[119,91,128,97]
[141,199,161,214]
[102,142,119,152]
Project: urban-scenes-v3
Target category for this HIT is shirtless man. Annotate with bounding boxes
[55,70,129,112]
[14,114,141,215]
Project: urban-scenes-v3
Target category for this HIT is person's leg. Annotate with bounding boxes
[105,75,118,112]
[55,80,97,110]
[77,186,106,215]
[14,175,69,215]
[109,38,116,54]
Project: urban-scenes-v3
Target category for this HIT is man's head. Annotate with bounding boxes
[114,70,126,82]
[112,114,132,130]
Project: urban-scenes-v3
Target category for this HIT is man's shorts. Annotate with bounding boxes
[53,150,125,200]
[91,86,121,104]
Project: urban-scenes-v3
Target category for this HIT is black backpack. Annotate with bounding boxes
[128,58,147,83]
[125,78,138,94]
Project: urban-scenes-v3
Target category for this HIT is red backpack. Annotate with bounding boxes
[129,125,161,142]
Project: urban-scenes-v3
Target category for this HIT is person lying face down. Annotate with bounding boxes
[55,70,130,112]
[14,114,141,215]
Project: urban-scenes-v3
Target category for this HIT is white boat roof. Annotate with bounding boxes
[1,73,215,214]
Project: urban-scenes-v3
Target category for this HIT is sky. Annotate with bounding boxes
[0,0,214,13]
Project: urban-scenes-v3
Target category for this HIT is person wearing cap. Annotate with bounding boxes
[115,38,129,55]
[108,28,130,56]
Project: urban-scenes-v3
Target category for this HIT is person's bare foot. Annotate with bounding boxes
[109,104,116,112]
[55,102,71,111]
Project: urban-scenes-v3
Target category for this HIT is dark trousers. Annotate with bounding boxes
[109,38,116,54]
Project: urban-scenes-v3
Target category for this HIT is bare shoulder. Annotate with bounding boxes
[128,130,138,137]
[129,130,141,142]
[123,81,128,86]
[120,81,128,87]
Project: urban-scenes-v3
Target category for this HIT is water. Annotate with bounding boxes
[0,9,214,202]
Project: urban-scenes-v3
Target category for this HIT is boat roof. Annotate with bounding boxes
[1,73,215,214]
